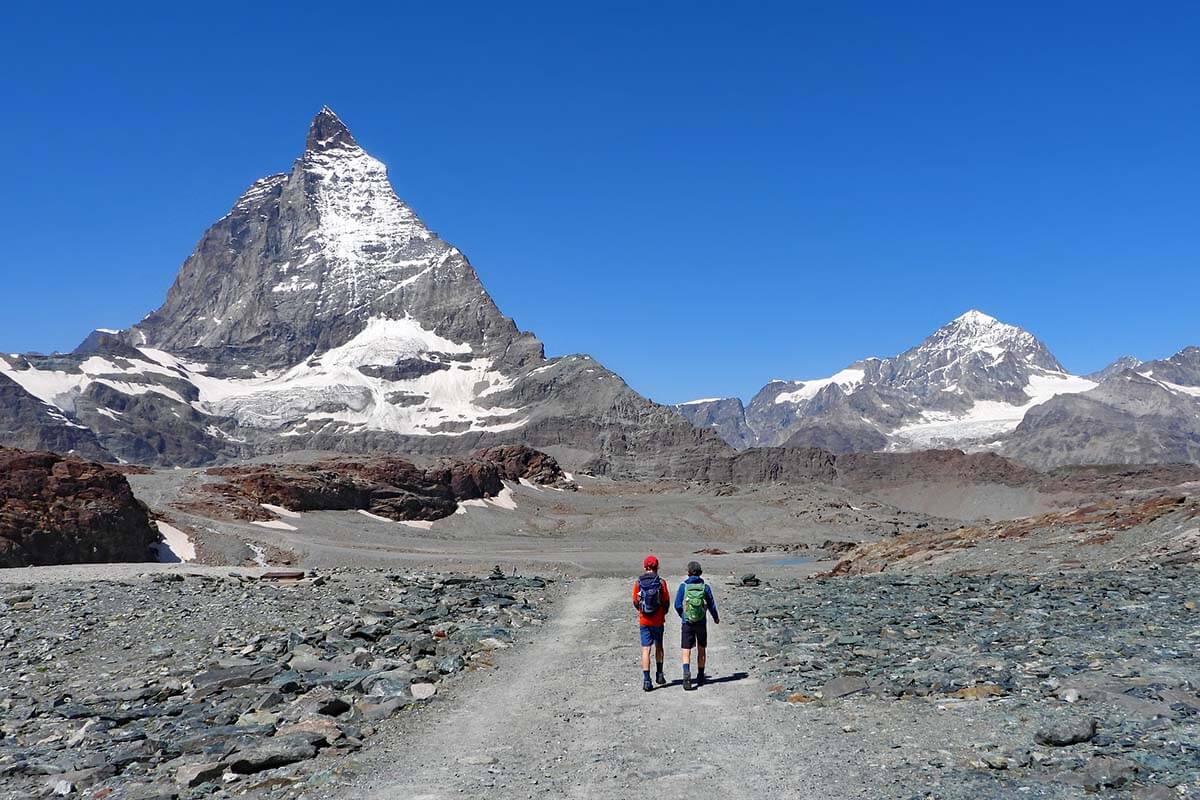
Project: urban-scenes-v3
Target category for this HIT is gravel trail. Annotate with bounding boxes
[325,578,957,800]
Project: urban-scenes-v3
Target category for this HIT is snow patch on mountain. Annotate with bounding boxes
[300,119,434,316]
[740,310,1098,453]
[183,316,524,434]
[891,372,1099,448]
[774,368,867,404]
[0,315,527,439]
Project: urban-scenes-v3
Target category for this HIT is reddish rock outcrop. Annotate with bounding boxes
[0,447,159,567]
[201,445,569,523]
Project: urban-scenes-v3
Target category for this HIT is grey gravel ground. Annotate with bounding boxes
[316,576,1061,800]
[3,470,1198,798]
[734,568,1200,797]
[0,569,555,799]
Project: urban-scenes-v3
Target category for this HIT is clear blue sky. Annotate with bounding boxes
[3,3,1197,404]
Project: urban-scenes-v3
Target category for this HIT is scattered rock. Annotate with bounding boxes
[1036,718,1098,747]
[732,568,1200,793]
[175,761,227,788]
[951,684,1003,701]
[820,676,869,700]
[0,569,552,798]
[410,683,437,701]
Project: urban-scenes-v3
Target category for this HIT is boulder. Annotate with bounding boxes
[1035,717,1098,747]
[0,447,159,567]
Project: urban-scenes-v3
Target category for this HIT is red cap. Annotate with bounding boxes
[643,555,659,570]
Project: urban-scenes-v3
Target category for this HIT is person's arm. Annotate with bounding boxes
[674,582,685,619]
[633,580,641,612]
[706,584,720,624]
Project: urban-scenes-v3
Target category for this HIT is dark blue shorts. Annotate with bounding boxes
[639,625,664,647]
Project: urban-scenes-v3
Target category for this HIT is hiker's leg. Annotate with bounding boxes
[641,645,652,671]
[654,640,664,667]
[698,645,706,670]
[680,647,691,668]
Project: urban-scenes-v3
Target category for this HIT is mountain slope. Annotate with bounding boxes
[674,397,755,449]
[0,109,728,474]
[1003,349,1200,467]
[734,310,1096,453]
[681,314,1200,467]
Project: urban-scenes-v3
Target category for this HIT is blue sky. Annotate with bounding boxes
[2,3,1197,404]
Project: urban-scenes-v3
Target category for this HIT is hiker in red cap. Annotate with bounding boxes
[633,554,669,691]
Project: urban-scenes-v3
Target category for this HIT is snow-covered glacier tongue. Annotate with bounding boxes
[0,108,725,473]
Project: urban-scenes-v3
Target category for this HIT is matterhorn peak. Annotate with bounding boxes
[306,106,358,152]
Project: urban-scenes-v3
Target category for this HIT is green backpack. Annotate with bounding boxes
[683,582,707,623]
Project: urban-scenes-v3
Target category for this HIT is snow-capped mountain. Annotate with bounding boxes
[1004,347,1200,467]
[682,310,1101,454]
[0,109,724,474]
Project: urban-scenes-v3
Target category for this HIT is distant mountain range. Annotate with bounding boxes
[0,109,723,475]
[1,109,1195,472]
[676,312,1200,467]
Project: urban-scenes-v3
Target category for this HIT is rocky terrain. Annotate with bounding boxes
[0,568,553,798]
[0,448,158,568]
[2,452,1199,798]
[824,490,1200,576]
[191,445,573,524]
[733,568,1200,797]
[1003,362,1200,468]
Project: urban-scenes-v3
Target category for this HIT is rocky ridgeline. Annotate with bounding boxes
[0,447,159,568]
[0,569,552,798]
[826,494,1200,576]
[180,445,575,524]
[732,569,1199,796]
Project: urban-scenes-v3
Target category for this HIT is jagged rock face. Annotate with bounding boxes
[0,109,727,474]
[0,447,159,567]
[884,309,1063,406]
[1138,347,1200,387]
[469,445,573,487]
[0,372,111,461]
[132,109,537,371]
[1003,367,1200,467]
[1086,355,1143,382]
[673,398,754,449]
[733,310,1098,453]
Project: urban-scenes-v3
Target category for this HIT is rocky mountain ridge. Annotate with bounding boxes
[676,312,1200,467]
[0,109,726,476]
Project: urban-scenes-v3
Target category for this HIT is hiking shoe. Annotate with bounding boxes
[655,671,666,686]
[683,674,694,691]
[643,677,653,692]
